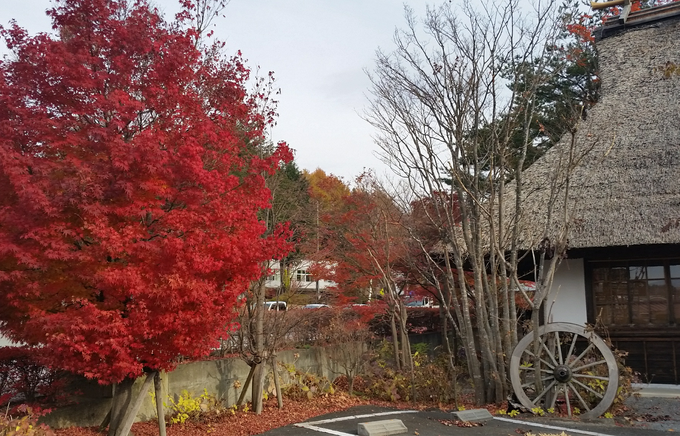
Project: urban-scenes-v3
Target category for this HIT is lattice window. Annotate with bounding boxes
[592,262,680,326]
[295,269,313,282]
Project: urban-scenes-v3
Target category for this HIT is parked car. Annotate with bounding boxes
[264,301,287,311]
[404,296,437,308]
[301,303,330,309]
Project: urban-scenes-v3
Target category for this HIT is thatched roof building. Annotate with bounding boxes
[517,5,680,250]
[516,5,680,385]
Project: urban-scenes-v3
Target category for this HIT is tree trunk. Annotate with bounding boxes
[237,364,255,406]
[446,248,485,405]
[441,312,459,407]
[389,308,401,371]
[393,301,416,403]
[109,373,155,436]
[154,372,166,436]
[98,406,111,433]
[531,304,543,393]
[108,379,132,436]
[252,361,266,414]
[252,280,266,414]
[484,264,507,404]
[471,230,503,403]
[271,356,283,409]
[399,319,410,371]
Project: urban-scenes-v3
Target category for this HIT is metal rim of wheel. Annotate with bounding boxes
[510,322,618,419]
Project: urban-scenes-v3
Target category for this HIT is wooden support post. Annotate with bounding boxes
[154,372,166,436]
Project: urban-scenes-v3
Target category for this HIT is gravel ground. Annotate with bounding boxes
[621,392,680,432]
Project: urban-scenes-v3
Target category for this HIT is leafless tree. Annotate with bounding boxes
[316,308,374,396]
[232,155,314,414]
[364,0,586,405]
[231,277,305,412]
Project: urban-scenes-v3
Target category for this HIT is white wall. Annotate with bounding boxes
[543,258,588,326]
[0,334,16,347]
[265,260,337,291]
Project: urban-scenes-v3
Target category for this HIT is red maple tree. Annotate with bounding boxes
[308,174,419,371]
[311,182,396,304]
[0,0,291,389]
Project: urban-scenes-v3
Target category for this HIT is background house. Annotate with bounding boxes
[264,260,337,303]
[518,4,680,384]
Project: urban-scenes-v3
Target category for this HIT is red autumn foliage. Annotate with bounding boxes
[565,21,595,44]
[0,346,70,411]
[310,178,408,304]
[0,0,292,384]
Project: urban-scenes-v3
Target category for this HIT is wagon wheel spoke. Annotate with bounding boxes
[569,342,595,369]
[573,374,609,381]
[572,359,608,373]
[547,385,559,411]
[567,382,591,412]
[565,332,578,363]
[571,377,605,399]
[519,366,552,374]
[540,337,559,367]
[524,349,556,370]
[555,331,564,365]
[521,376,554,389]
[534,380,558,404]
[565,385,572,416]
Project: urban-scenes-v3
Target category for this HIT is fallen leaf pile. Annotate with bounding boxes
[437,419,483,427]
[526,432,570,436]
[635,413,672,422]
[515,430,570,436]
[54,394,371,436]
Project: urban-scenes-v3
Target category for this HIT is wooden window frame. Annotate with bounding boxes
[295,269,313,283]
[587,259,679,328]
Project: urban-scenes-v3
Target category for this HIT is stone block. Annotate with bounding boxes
[451,408,494,423]
[357,418,408,436]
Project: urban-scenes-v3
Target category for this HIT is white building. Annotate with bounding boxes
[265,260,337,296]
[0,334,16,347]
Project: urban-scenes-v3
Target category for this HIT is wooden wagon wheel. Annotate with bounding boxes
[510,322,618,419]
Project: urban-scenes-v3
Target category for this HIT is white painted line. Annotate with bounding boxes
[295,423,355,436]
[294,410,418,435]
[494,416,616,436]
[304,410,418,425]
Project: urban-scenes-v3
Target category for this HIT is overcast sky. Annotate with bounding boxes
[1,0,442,182]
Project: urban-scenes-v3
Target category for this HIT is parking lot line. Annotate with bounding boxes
[294,410,418,435]
[304,410,418,425]
[294,423,354,436]
[494,416,616,436]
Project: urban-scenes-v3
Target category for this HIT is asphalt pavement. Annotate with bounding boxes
[258,395,680,436]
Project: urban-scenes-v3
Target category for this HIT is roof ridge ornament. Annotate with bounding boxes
[591,0,632,23]
[591,1,680,39]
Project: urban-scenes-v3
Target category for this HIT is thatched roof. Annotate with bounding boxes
[516,8,680,250]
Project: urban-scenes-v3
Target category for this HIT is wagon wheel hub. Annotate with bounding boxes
[553,364,572,383]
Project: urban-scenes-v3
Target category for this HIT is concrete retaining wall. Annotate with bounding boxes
[42,344,364,429]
